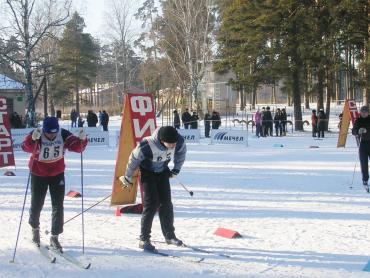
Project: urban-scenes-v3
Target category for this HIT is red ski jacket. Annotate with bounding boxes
[22,128,87,177]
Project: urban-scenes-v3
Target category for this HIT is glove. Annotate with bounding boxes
[359,128,367,135]
[32,128,42,141]
[78,128,86,140]
[169,169,180,178]
[118,176,133,189]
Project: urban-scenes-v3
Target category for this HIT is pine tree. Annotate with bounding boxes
[54,12,99,113]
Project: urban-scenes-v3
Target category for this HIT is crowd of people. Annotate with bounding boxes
[172,109,221,138]
[9,111,23,128]
[71,109,109,131]
[254,106,288,137]
[311,109,327,138]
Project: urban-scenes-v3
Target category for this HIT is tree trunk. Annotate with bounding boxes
[317,66,325,110]
[43,76,48,117]
[239,87,245,110]
[363,41,369,105]
[251,84,256,110]
[326,70,333,131]
[24,0,35,127]
[76,86,79,114]
[292,65,303,131]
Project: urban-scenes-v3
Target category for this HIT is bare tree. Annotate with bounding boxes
[0,0,71,126]
[105,0,135,102]
[156,0,215,111]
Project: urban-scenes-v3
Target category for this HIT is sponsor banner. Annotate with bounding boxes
[12,128,109,149]
[69,127,103,133]
[11,128,33,150]
[211,129,248,145]
[177,129,200,143]
[129,94,156,144]
[70,127,109,146]
[337,100,360,148]
[348,100,360,125]
[86,131,109,146]
[0,98,16,167]
[111,93,157,205]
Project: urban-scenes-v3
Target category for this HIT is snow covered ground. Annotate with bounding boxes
[1,116,370,278]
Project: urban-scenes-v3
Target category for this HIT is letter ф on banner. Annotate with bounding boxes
[111,93,156,205]
[337,99,359,148]
[0,98,15,168]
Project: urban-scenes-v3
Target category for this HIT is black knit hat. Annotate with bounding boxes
[159,126,178,143]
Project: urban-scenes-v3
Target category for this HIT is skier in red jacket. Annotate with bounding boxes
[22,116,87,251]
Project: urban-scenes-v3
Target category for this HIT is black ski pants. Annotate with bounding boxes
[140,169,175,241]
[29,173,65,235]
[359,142,370,182]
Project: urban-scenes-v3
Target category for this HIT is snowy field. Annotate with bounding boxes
[1,116,370,278]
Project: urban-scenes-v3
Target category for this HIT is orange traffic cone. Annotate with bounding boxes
[116,206,121,216]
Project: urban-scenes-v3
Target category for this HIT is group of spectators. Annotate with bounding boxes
[9,112,23,128]
[172,109,222,138]
[71,109,109,131]
[311,109,327,138]
[254,106,287,137]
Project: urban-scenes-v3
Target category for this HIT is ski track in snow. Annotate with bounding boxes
[1,117,370,277]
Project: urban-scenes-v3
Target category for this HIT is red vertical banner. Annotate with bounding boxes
[337,99,360,148]
[111,93,156,205]
[0,98,15,167]
[347,100,359,125]
[129,94,157,144]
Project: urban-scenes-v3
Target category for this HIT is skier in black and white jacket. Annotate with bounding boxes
[352,106,370,187]
[119,126,187,251]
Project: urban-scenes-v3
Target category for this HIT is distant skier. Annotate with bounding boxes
[265,106,273,136]
[352,106,370,188]
[281,108,287,136]
[211,111,221,130]
[118,126,187,251]
[254,109,262,138]
[22,116,87,250]
[173,110,180,129]
[190,111,199,129]
[317,109,326,138]
[181,109,192,129]
[311,109,318,137]
[204,112,212,138]
[274,108,283,136]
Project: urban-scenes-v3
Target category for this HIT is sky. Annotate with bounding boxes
[73,0,146,43]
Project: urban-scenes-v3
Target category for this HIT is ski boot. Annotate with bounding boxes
[363,181,369,193]
[32,228,40,247]
[50,235,63,252]
[165,237,183,246]
[139,239,156,252]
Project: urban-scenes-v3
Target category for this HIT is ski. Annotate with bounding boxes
[46,247,91,269]
[152,240,230,258]
[32,242,56,263]
[143,248,205,263]
[182,243,231,258]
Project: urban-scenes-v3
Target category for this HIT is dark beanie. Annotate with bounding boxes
[159,126,178,143]
[43,116,59,133]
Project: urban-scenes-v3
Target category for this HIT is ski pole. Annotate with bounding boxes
[80,139,85,254]
[350,134,363,188]
[10,171,31,263]
[45,193,112,235]
[175,177,194,197]
[10,141,38,263]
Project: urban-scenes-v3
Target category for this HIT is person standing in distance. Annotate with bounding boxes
[22,116,88,251]
[353,106,370,187]
[119,126,187,251]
